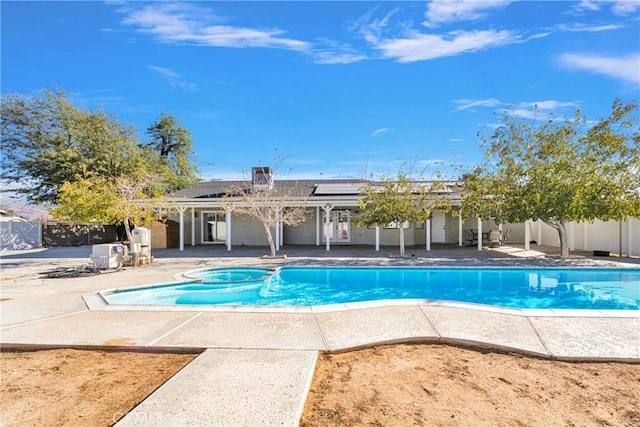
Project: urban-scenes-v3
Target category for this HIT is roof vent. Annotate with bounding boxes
[251,166,274,190]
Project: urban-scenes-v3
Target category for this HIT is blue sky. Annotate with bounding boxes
[2,1,639,182]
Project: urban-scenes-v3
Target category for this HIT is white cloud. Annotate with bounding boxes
[572,0,640,15]
[423,0,513,27]
[311,40,368,64]
[365,9,401,43]
[453,98,502,111]
[376,30,515,63]
[508,100,579,119]
[610,0,640,15]
[556,23,625,32]
[573,0,602,13]
[510,108,539,119]
[313,52,367,64]
[147,65,198,91]
[518,100,578,110]
[121,3,310,51]
[558,53,640,84]
[370,128,391,137]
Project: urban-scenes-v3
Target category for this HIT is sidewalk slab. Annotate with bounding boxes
[528,316,640,359]
[0,311,199,347]
[421,305,549,356]
[0,292,88,327]
[153,312,327,350]
[314,305,438,350]
[116,349,318,427]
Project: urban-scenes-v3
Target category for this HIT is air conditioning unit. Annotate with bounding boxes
[92,244,124,269]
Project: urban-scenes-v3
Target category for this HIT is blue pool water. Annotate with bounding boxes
[104,267,640,310]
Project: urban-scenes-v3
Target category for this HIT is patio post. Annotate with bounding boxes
[275,207,281,252]
[458,213,463,246]
[477,217,482,251]
[323,204,333,251]
[315,206,320,246]
[426,218,431,251]
[280,220,284,247]
[191,208,195,247]
[178,207,186,251]
[225,207,234,251]
[375,226,380,251]
[525,220,530,250]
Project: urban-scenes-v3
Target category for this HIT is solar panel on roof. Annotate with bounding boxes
[313,183,361,195]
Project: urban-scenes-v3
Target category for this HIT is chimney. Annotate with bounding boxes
[251,166,274,190]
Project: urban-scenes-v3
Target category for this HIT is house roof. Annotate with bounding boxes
[171,179,368,199]
[170,178,463,200]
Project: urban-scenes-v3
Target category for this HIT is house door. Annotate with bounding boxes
[322,210,351,243]
[431,211,446,243]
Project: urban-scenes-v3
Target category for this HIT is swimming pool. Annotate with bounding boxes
[103,267,640,310]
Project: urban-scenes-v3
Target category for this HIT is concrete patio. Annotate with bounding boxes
[1,244,639,426]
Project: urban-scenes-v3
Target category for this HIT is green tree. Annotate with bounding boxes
[357,173,450,256]
[145,113,198,190]
[1,90,144,204]
[50,172,168,248]
[462,99,640,258]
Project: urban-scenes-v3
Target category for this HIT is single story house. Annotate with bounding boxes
[165,167,530,253]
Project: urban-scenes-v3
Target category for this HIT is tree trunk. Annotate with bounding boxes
[399,225,406,257]
[541,217,569,258]
[123,217,134,254]
[264,223,277,257]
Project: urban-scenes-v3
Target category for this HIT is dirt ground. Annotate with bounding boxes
[0,348,196,427]
[1,345,639,427]
[300,344,640,427]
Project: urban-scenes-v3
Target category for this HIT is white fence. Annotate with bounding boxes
[531,217,639,257]
[0,221,42,251]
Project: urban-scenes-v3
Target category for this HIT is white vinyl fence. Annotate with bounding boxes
[0,221,42,251]
[531,217,640,257]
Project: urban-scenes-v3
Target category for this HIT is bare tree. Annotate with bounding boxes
[227,167,308,256]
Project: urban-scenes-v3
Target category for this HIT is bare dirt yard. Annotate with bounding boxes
[0,348,196,426]
[1,344,639,427]
[300,344,640,427]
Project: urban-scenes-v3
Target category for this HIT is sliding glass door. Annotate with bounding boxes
[202,211,226,244]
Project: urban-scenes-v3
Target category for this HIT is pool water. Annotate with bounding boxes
[104,267,640,310]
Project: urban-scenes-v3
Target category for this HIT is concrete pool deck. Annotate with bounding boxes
[1,245,639,426]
